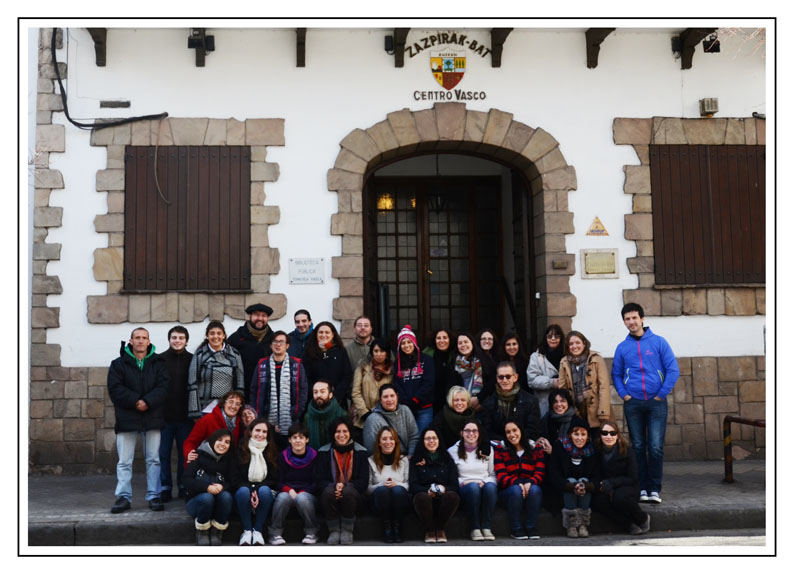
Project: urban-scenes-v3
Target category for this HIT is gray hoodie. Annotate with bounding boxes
[362,403,419,455]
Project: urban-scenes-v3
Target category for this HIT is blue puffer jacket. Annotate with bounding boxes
[611,327,679,400]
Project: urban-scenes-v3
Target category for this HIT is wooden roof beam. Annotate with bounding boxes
[585,28,615,69]
[679,28,716,70]
[490,28,512,67]
[393,28,410,67]
[297,28,306,67]
[86,28,107,67]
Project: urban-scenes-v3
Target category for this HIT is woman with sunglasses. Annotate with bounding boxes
[527,324,564,417]
[592,420,651,535]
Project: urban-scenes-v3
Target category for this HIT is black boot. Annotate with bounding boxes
[383,520,394,543]
[391,520,403,543]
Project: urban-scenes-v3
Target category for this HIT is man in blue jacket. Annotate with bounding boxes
[611,303,679,504]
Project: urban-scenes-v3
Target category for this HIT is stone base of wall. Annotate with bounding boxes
[29,355,765,472]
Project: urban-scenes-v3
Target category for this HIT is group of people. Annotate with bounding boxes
[106,301,679,545]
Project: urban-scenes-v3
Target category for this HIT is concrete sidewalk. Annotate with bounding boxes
[27,460,766,547]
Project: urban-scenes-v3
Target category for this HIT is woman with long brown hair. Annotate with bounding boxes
[557,330,611,435]
[367,426,410,543]
[592,420,651,535]
[351,338,393,429]
[303,321,354,409]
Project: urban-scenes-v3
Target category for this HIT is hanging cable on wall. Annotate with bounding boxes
[51,28,168,131]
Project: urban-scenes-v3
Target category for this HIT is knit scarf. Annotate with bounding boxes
[545,345,564,371]
[246,322,270,342]
[331,442,354,483]
[569,355,588,406]
[559,436,595,459]
[268,356,292,435]
[221,411,237,434]
[371,359,392,382]
[441,405,475,437]
[455,354,483,395]
[247,437,268,483]
[397,351,423,378]
[284,446,317,469]
[495,384,521,419]
[549,406,576,439]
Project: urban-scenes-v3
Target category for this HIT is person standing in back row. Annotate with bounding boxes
[611,302,679,505]
[227,303,275,400]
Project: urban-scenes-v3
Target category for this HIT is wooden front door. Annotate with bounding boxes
[364,176,502,341]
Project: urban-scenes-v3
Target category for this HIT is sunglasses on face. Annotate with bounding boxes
[496,374,514,380]
[546,334,560,339]
[600,430,618,436]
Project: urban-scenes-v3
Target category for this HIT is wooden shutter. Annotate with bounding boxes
[649,144,765,286]
[124,146,251,292]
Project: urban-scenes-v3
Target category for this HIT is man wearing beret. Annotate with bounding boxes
[228,303,275,401]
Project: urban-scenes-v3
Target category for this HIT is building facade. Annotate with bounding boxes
[28,25,768,472]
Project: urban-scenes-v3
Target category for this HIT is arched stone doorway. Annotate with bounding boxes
[327,102,578,344]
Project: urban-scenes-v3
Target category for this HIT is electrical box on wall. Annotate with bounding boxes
[581,249,619,279]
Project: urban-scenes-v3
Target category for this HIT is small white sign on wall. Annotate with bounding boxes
[289,258,326,285]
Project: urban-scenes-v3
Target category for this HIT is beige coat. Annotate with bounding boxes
[558,351,611,428]
[351,362,393,428]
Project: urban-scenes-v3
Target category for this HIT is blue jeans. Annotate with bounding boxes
[368,485,411,521]
[159,421,193,496]
[563,478,591,509]
[115,430,161,502]
[268,491,319,537]
[186,491,234,524]
[459,481,498,530]
[623,397,668,493]
[234,486,275,533]
[414,408,433,439]
[498,483,542,533]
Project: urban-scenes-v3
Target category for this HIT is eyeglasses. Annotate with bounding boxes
[496,374,514,380]
[225,400,242,407]
[600,430,618,436]
[271,340,287,346]
[480,336,493,341]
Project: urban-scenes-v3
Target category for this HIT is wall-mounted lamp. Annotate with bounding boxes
[702,33,720,53]
[699,97,719,118]
[188,28,215,67]
[384,35,394,55]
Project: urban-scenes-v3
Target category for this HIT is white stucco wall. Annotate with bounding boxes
[35,26,768,365]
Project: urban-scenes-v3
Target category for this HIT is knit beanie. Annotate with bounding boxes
[397,325,418,349]
[396,325,421,377]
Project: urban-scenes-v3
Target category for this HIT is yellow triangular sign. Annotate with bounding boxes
[586,216,609,236]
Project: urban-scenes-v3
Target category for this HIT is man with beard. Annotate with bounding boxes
[302,380,346,450]
[228,303,274,400]
[288,309,313,359]
[345,315,374,370]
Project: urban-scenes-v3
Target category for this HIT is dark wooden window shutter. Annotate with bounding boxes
[123,146,251,292]
[649,144,765,286]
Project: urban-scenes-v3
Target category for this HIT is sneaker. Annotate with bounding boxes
[510,530,528,540]
[639,490,649,502]
[527,528,540,540]
[252,531,265,545]
[148,498,164,511]
[470,529,484,541]
[481,528,495,541]
[301,533,318,545]
[435,530,447,543]
[424,531,437,543]
[239,530,253,546]
[648,491,662,503]
[110,497,130,514]
[269,535,286,546]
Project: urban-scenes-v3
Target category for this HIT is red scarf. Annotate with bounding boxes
[333,450,353,483]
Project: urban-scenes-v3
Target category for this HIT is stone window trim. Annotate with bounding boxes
[86,117,287,325]
[613,117,766,318]
[327,103,579,341]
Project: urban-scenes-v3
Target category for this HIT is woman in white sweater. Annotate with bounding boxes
[448,421,498,541]
[367,427,410,543]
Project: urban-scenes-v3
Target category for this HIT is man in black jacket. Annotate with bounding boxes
[479,362,542,444]
[227,303,274,399]
[157,325,193,502]
[107,327,170,514]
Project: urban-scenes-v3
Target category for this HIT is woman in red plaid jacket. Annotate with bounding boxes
[494,420,546,540]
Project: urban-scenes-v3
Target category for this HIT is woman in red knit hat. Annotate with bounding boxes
[392,325,435,434]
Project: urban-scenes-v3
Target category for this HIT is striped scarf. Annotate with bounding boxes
[268,356,292,435]
[455,355,483,395]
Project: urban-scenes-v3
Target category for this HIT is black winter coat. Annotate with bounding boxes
[158,347,193,424]
[227,323,274,399]
[107,343,170,433]
[408,450,460,494]
[303,346,353,408]
[594,445,640,494]
[547,439,597,498]
[479,389,542,442]
[183,444,241,501]
[313,443,369,494]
